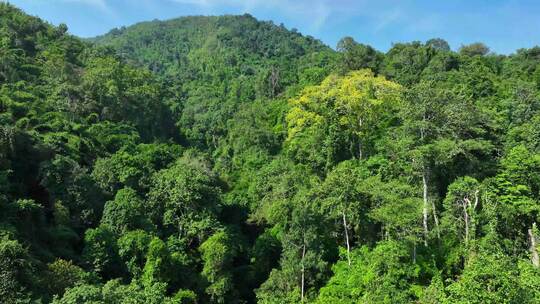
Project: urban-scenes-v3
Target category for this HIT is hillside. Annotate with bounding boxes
[92,14,329,77]
[2,2,540,304]
[92,15,336,155]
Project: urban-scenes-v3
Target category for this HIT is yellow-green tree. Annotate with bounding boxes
[285,70,401,172]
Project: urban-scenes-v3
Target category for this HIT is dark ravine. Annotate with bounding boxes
[1,2,540,303]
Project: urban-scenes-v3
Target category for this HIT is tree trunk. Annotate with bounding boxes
[422,170,429,246]
[472,190,479,239]
[529,223,539,268]
[301,243,306,303]
[431,199,441,239]
[349,141,355,160]
[473,190,479,209]
[342,210,351,266]
[357,117,363,160]
[413,241,417,263]
[269,67,279,98]
[463,198,470,245]
[358,139,363,160]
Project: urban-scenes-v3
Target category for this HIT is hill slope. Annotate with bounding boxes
[92,14,329,77]
[92,15,337,153]
[0,3,184,302]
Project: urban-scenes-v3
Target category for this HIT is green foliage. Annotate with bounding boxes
[148,156,222,242]
[199,230,238,303]
[3,2,540,303]
[169,289,198,304]
[317,241,419,304]
[92,143,182,195]
[117,230,153,279]
[52,279,178,304]
[382,41,436,85]
[256,190,331,304]
[459,42,490,57]
[93,13,331,150]
[0,235,33,303]
[141,237,172,288]
[52,283,103,304]
[445,252,527,303]
[286,70,401,171]
[426,38,451,51]
[336,36,382,74]
[440,177,482,273]
[82,226,123,278]
[40,155,104,229]
[46,259,89,298]
[100,187,153,235]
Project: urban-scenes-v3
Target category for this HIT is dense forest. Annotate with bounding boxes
[1,3,540,303]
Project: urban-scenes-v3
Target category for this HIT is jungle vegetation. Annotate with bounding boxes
[2,3,540,303]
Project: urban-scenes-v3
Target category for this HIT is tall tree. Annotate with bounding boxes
[286,70,401,171]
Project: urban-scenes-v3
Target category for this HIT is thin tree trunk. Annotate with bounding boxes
[420,118,430,246]
[413,241,417,264]
[529,223,539,268]
[358,117,363,160]
[431,199,440,239]
[342,210,351,266]
[358,139,362,160]
[463,198,470,245]
[349,141,355,160]
[422,170,429,246]
[301,243,306,303]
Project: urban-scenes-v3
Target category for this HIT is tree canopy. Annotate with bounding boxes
[2,2,540,303]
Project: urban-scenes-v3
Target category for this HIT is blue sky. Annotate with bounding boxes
[5,0,540,54]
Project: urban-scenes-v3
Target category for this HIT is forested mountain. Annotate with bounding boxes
[91,14,333,153]
[2,2,540,303]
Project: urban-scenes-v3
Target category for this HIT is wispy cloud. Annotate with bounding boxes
[405,14,442,34]
[5,0,110,11]
[168,0,342,31]
[170,0,211,5]
[373,8,402,32]
[35,0,111,13]
[66,0,109,11]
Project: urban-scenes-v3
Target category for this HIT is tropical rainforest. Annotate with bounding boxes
[2,3,540,303]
